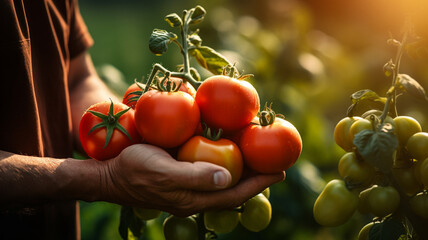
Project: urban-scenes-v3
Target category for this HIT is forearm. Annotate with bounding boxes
[68,53,117,150]
[0,150,103,207]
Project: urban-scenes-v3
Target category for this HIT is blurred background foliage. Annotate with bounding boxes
[78,0,428,239]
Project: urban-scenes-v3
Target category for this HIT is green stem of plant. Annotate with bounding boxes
[380,31,409,123]
[181,10,192,76]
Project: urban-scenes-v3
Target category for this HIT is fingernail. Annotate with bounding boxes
[213,171,230,188]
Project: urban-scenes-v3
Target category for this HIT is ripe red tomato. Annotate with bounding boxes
[134,90,200,148]
[123,77,196,109]
[195,75,260,132]
[122,83,144,109]
[177,135,243,187]
[79,101,140,161]
[239,117,302,173]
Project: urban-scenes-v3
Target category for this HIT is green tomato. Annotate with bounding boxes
[204,210,239,234]
[334,117,362,151]
[358,186,375,214]
[358,222,375,240]
[239,193,271,232]
[262,187,270,199]
[163,215,198,240]
[393,116,422,146]
[349,118,373,143]
[313,179,359,227]
[421,158,428,189]
[406,132,428,161]
[409,191,428,219]
[392,163,423,197]
[133,207,162,221]
[367,185,400,218]
[338,152,375,187]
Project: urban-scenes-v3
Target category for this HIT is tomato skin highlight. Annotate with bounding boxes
[195,75,260,132]
[239,118,302,173]
[177,136,243,187]
[134,90,200,149]
[79,101,140,161]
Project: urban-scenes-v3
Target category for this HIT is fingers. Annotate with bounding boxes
[192,172,285,212]
[166,161,232,191]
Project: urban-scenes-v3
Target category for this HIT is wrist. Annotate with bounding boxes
[57,158,105,202]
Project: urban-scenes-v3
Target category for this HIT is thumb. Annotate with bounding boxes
[170,161,232,191]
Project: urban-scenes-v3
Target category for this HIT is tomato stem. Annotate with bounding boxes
[380,28,409,123]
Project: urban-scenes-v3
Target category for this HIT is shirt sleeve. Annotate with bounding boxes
[68,0,93,59]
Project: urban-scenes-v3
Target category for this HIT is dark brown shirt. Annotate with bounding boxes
[0,0,93,239]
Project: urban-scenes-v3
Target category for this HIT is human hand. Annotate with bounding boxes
[97,144,285,216]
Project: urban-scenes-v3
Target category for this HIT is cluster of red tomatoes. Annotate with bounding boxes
[79,73,302,184]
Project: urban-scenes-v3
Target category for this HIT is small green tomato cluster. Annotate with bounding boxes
[314,113,428,238]
[161,190,272,240]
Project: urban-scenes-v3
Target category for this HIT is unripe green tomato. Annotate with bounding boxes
[349,119,373,144]
[358,222,375,240]
[393,116,422,146]
[367,185,400,218]
[334,117,362,151]
[409,191,428,219]
[392,163,424,197]
[133,207,162,221]
[204,209,239,234]
[338,152,375,187]
[413,159,425,187]
[362,110,396,128]
[421,158,428,189]
[239,193,271,232]
[406,132,428,161]
[262,187,270,199]
[313,179,359,227]
[358,186,375,214]
[163,215,198,240]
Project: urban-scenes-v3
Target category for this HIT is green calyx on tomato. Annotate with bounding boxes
[87,99,133,148]
[156,72,183,92]
[257,102,285,127]
[123,80,145,108]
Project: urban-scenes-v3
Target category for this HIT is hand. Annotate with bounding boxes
[98,144,285,216]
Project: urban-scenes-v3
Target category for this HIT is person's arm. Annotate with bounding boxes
[67,52,116,150]
[0,51,285,216]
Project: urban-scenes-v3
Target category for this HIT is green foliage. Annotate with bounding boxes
[149,29,178,56]
[188,46,231,75]
[369,219,406,240]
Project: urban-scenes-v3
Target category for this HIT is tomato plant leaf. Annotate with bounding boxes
[188,32,202,47]
[165,13,182,27]
[149,29,178,56]
[353,127,398,173]
[369,218,406,240]
[189,5,206,25]
[119,206,146,240]
[188,46,231,75]
[396,74,428,101]
[119,206,132,240]
[351,89,386,104]
[347,89,387,117]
